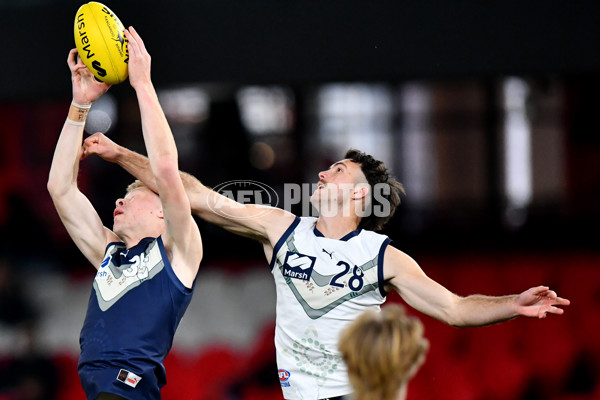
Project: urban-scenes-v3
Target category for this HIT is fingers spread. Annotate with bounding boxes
[555,297,571,306]
[550,306,564,315]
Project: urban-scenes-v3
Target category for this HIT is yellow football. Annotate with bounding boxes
[74,2,128,85]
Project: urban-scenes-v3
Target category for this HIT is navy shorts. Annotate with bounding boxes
[79,364,161,400]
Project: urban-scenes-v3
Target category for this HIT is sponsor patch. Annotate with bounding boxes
[116,369,142,388]
[282,252,316,281]
[278,369,291,387]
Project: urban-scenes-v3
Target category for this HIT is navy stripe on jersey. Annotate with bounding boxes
[269,216,301,270]
[377,237,392,297]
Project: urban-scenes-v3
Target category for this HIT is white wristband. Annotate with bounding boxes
[65,119,86,126]
[71,101,92,109]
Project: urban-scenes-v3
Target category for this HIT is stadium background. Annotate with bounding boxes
[0,1,599,399]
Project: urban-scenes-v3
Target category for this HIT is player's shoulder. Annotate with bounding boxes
[347,227,390,252]
[358,227,388,240]
[261,208,297,232]
[260,209,301,245]
[298,216,318,228]
[382,244,419,274]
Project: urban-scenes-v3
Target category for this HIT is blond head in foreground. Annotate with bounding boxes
[339,304,429,400]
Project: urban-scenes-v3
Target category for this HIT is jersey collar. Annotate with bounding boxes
[313,226,362,241]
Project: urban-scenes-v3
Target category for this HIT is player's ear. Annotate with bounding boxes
[352,183,369,200]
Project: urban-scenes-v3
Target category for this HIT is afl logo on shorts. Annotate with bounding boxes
[278,369,291,387]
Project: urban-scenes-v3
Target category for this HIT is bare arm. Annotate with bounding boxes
[384,246,570,327]
[125,27,202,288]
[47,49,117,268]
[82,133,296,247]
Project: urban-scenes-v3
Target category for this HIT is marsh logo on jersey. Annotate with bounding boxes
[282,252,316,281]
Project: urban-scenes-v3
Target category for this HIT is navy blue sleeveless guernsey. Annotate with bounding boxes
[78,236,194,400]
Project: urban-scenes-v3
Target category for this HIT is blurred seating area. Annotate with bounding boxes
[1,252,597,400]
[405,252,600,400]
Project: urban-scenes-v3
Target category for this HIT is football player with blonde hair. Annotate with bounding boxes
[339,304,428,400]
[48,27,202,400]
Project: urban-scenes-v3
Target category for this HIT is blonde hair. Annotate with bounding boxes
[339,305,429,400]
[125,180,148,194]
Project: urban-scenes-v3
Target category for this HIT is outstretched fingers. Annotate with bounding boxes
[519,285,571,319]
[555,296,571,306]
[539,305,563,319]
[124,27,144,56]
[538,294,570,319]
[123,27,152,88]
[124,28,136,56]
[128,26,148,54]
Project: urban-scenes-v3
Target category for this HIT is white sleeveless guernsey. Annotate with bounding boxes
[270,217,391,400]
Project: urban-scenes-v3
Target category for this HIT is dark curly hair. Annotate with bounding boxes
[345,149,405,231]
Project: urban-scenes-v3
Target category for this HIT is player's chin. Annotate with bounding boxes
[310,191,320,203]
[113,223,123,237]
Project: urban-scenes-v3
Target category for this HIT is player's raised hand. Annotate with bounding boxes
[67,49,110,105]
[81,132,121,161]
[124,27,152,90]
[516,286,570,319]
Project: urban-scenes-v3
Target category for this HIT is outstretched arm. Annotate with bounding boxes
[82,132,296,247]
[47,49,118,268]
[384,246,570,327]
[125,27,202,288]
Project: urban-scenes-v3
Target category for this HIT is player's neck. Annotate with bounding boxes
[119,232,146,249]
[315,215,360,240]
[119,227,162,249]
